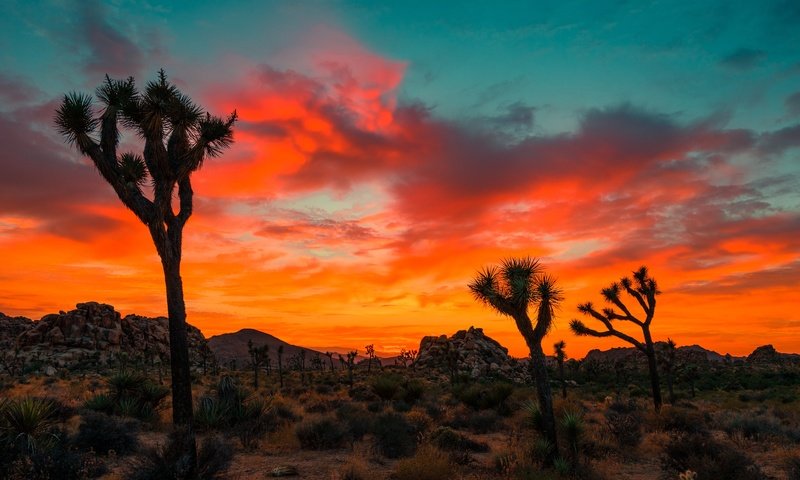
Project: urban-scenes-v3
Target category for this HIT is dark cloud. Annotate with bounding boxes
[487,102,535,131]
[719,48,766,70]
[674,259,800,295]
[0,97,119,238]
[758,124,800,154]
[785,91,800,118]
[79,1,144,77]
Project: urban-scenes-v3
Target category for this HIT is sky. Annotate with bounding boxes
[1,0,799,358]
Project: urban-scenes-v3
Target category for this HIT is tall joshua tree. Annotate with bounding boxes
[658,338,677,404]
[469,257,562,466]
[570,266,663,411]
[554,340,568,399]
[55,70,236,476]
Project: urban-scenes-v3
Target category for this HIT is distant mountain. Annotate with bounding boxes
[583,342,746,366]
[207,328,327,367]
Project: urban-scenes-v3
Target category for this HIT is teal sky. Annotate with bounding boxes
[1,1,800,356]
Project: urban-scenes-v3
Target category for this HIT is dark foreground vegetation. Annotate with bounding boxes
[2,352,800,480]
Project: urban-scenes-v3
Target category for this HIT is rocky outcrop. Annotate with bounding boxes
[0,313,34,350]
[7,302,213,371]
[415,326,524,380]
[747,344,800,365]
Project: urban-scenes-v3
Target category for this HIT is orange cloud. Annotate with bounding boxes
[1,30,799,359]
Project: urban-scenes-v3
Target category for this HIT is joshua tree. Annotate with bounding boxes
[55,70,236,475]
[554,340,568,399]
[325,351,335,372]
[570,266,663,411]
[299,348,307,385]
[679,363,699,398]
[247,340,269,390]
[365,344,376,373]
[469,257,562,466]
[339,351,357,389]
[398,348,418,368]
[277,345,285,388]
[658,338,677,404]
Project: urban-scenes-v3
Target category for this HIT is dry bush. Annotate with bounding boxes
[393,445,453,480]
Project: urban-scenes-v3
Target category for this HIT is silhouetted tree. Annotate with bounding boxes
[325,351,335,372]
[339,351,357,389]
[469,257,562,466]
[658,338,677,404]
[277,345,285,389]
[55,70,236,476]
[365,344,376,373]
[299,348,307,384]
[247,340,269,390]
[570,266,663,411]
[554,340,568,399]
[679,363,699,398]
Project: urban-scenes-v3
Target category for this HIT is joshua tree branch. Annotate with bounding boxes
[177,177,193,226]
[570,319,645,351]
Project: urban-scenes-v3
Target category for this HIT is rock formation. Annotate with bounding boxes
[5,302,213,372]
[415,326,525,381]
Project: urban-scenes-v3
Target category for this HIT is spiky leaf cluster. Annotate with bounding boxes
[469,256,563,341]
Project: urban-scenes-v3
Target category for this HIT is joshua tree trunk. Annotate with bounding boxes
[160,251,197,475]
[643,331,662,411]
[529,342,558,465]
[559,362,567,399]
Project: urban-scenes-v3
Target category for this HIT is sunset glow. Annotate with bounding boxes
[1,1,799,358]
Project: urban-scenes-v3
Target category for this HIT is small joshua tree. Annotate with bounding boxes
[340,351,357,389]
[554,340,568,399]
[365,344,376,373]
[247,340,269,390]
[658,338,677,404]
[325,351,335,372]
[570,266,663,411]
[469,257,562,466]
[277,345,285,389]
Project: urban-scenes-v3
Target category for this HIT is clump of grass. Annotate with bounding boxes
[393,445,453,480]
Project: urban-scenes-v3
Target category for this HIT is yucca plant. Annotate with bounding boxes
[0,397,59,454]
[84,393,115,414]
[108,371,147,401]
[560,411,585,462]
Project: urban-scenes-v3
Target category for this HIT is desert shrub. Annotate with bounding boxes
[72,412,139,456]
[400,379,425,404]
[429,426,489,452]
[661,432,765,480]
[373,412,416,458]
[604,407,643,447]
[453,382,514,413]
[127,432,232,480]
[337,459,368,480]
[448,408,502,433]
[295,415,347,450]
[371,374,403,401]
[786,454,800,480]
[4,440,106,480]
[0,397,59,454]
[271,397,301,422]
[196,436,234,479]
[723,412,800,442]
[393,445,453,480]
[83,394,114,414]
[655,407,709,436]
[406,409,434,436]
[336,403,373,443]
